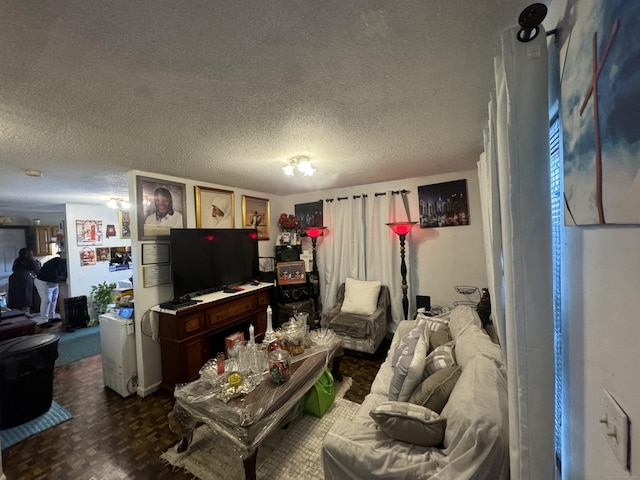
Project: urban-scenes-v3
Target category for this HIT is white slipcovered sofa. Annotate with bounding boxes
[321,305,508,479]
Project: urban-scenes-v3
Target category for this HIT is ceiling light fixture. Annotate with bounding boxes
[283,155,315,177]
[107,198,130,209]
[25,169,42,177]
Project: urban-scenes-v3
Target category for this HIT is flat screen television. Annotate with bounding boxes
[169,228,259,300]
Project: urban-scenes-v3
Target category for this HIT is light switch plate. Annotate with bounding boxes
[601,388,630,471]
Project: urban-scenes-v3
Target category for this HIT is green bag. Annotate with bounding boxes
[304,368,335,418]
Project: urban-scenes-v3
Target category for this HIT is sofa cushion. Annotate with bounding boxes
[389,320,428,402]
[409,365,462,413]
[424,344,455,376]
[341,278,381,315]
[448,305,482,340]
[370,401,446,447]
[428,327,451,352]
[329,311,371,339]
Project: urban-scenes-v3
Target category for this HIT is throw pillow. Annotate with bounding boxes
[370,401,447,447]
[424,344,456,377]
[341,278,382,315]
[389,320,428,402]
[428,327,451,353]
[409,365,462,413]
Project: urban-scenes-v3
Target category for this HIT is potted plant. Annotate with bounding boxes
[90,281,116,324]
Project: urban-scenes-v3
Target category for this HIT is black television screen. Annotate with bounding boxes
[169,228,259,300]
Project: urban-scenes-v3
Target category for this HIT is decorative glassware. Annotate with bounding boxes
[268,347,290,384]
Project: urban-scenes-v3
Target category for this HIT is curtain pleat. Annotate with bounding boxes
[479,27,555,480]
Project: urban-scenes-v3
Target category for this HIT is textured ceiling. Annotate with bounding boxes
[0,0,548,213]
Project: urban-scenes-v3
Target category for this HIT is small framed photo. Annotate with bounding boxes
[96,247,110,262]
[276,261,307,285]
[195,186,235,228]
[136,176,187,240]
[119,210,131,239]
[242,195,270,241]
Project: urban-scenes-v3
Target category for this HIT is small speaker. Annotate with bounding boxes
[416,295,431,312]
[278,285,310,303]
[275,245,302,263]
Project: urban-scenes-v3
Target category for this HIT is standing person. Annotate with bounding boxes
[144,187,183,227]
[7,248,40,312]
[34,253,67,326]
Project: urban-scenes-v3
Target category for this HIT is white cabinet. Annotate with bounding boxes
[99,313,137,397]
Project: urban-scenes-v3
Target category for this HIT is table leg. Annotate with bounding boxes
[177,430,193,453]
[243,448,258,480]
[332,355,343,382]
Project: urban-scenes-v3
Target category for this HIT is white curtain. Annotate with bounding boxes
[365,191,399,331]
[322,196,365,306]
[478,27,555,480]
[321,192,409,332]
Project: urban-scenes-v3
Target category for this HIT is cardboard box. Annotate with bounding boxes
[111,288,133,304]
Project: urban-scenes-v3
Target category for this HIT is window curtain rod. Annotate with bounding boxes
[324,189,410,202]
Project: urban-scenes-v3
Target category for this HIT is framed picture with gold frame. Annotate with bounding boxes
[119,210,131,239]
[242,195,270,241]
[195,186,235,228]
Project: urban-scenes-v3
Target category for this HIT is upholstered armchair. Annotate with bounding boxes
[321,280,391,354]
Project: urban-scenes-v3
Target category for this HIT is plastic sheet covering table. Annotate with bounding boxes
[168,338,343,480]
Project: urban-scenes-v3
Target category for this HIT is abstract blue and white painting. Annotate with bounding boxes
[561,0,640,225]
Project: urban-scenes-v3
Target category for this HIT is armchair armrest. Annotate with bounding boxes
[321,303,343,329]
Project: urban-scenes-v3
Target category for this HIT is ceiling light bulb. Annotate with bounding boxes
[283,163,295,176]
[106,198,119,209]
[297,159,315,176]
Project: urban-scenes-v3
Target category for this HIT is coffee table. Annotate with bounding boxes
[168,338,343,480]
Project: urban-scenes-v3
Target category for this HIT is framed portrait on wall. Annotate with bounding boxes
[136,176,187,240]
[242,195,270,241]
[119,210,131,239]
[195,186,235,228]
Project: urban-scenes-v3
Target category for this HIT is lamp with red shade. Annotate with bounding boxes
[386,221,418,320]
[304,226,326,326]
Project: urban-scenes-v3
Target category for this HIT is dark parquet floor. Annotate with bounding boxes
[2,339,389,480]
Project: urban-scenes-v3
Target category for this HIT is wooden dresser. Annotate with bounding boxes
[156,285,271,393]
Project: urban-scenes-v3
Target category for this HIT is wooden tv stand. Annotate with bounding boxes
[155,284,272,393]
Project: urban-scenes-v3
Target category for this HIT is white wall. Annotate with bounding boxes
[281,169,487,311]
[563,227,640,478]
[64,204,132,302]
[547,1,640,477]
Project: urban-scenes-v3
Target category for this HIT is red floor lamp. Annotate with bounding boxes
[304,226,326,327]
[386,221,417,320]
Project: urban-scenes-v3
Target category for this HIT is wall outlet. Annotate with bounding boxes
[601,388,630,471]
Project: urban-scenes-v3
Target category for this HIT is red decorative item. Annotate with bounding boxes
[277,213,299,232]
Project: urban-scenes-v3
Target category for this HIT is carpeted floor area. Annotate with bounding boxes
[55,324,101,366]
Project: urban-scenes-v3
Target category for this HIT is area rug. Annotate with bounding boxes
[56,325,101,367]
[1,401,72,450]
[161,377,359,480]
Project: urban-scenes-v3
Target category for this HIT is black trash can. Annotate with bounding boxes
[0,333,59,429]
